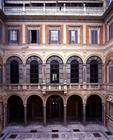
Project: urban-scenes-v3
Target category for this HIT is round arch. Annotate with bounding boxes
[86,95,102,122]
[46,55,63,64]
[6,56,23,64]
[67,95,83,122]
[26,56,42,64]
[45,54,64,64]
[24,54,44,64]
[85,55,103,64]
[27,95,43,123]
[7,95,24,124]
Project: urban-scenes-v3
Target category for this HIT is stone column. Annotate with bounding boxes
[83,64,87,82]
[42,64,46,83]
[105,100,110,127]
[23,63,26,83]
[83,103,86,125]
[24,105,27,126]
[3,103,7,128]
[43,105,46,126]
[83,64,87,89]
[64,105,67,125]
[63,63,67,82]
[103,64,106,88]
[102,102,105,126]
[3,64,6,84]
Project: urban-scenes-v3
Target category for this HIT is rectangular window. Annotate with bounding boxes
[69,30,78,44]
[0,25,2,43]
[28,29,40,44]
[109,65,113,83]
[49,29,60,44]
[109,22,113,40]
[91,29,98,44]
[8,29,19,44]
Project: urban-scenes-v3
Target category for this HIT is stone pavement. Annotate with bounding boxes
[1,124,113,140]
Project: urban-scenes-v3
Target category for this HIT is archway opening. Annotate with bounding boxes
[67,95,83,122]
[7,96,24,124]
[86,95,102,122]
[27,95,43,123]
[46,95,64,123]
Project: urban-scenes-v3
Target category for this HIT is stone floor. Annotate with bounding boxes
[1,124,113,140]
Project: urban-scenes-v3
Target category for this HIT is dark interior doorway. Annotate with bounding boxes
[86,95,102,122]
[27,95,43,123]
[67,95,83,121]
[46,95,64,123]
[7,96,24,124]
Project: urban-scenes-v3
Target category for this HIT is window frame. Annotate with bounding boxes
[50,60,59,83]
[89,27,100,45]
[48,27,60,44]
[108,61,113,83]
[68,27,80,44]
[8,29,20,44]
[70,60,79,83]
[108,20,113,41]
[10,60,19,84]
[90,60,98,83]
[30,60,39,83]
[28,27,40,44]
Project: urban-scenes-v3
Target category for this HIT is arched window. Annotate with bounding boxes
[30,60,39,83]
[90,60,98,83]
[50,60,59,83]
[70,60,79,83]
[108,61,113,83]
[10,60,19,83]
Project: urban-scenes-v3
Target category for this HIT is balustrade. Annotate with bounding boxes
[0,83,111,92]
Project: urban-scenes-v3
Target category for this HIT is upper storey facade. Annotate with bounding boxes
[1,0,109,16]
[0,0,113,49]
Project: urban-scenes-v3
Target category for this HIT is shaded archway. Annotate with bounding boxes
[86,95,102,122]
[27,95,43,123]
[67,95,83,122]
[46,95,64,123]
[7,95,24,124]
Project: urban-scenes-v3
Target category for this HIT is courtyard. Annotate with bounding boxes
[1,124,113,140]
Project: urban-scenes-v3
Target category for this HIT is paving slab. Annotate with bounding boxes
[1,124,113,140]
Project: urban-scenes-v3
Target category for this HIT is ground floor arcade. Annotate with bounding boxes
[2,93,104,127]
